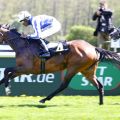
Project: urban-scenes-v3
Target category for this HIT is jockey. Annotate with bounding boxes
[18,11,61,57]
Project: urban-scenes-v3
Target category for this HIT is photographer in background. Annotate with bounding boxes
[92,0,113,49]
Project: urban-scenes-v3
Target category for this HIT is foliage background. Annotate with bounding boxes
[0,0,120,43]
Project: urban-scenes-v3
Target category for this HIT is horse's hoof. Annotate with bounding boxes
[99,103,103,105]
[5,87,11,96]
[39,99,46,104]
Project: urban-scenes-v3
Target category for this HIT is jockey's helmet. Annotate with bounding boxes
[18,11,31,22]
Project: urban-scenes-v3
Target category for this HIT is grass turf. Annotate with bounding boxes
[0,96,120,120]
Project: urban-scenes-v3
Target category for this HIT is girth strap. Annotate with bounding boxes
[41,58,46,74]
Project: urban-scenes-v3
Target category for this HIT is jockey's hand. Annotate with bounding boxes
[96,10,101,16]
[21,33,27,38]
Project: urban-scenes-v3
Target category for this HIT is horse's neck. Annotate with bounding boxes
[6,31,40,55]
[6,33,27,52]
[29,41,40,54]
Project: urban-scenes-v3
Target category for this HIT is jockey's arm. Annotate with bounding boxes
[28,18,42,39]
[92,12,99,21]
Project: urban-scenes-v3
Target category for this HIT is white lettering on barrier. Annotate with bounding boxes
[77,66,107,76]
[0,68,54,83]
[102,77,112,86]
[97,77,112,86]
[14,74,33,82]
[81,77,113,86]
[81,77,89,86]
[37,74,46,83]
[77,66,113,87]
[36,74,54,83]
[45,74,54,83]
[0,68,5,80]
[98,66,107,75]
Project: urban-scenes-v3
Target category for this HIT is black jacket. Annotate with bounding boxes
[92,8,113,36]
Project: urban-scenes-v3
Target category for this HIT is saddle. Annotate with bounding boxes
[39,41,70,58]
[39,40,69,74]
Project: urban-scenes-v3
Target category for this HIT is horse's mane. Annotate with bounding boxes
[9,28,37,42]
[9,28,41,48]
[10,28,21,36]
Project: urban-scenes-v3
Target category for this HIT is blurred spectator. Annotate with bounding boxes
[92,0,113,49]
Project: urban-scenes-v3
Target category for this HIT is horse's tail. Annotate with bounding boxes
[96,47,120,90]
[96,48,120,90]
[96,47,120,68]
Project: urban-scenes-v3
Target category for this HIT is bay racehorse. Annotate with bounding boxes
[0,24,120,105]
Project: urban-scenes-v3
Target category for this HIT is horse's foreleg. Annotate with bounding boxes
[0,67,20,95]
[4,72,17,95]
[3,68,16,95]
[0,67,15,86]
[0,65,32,95]
[40,70,75,103]
[0,77,11,95]
[3,66,32,95]
[40,80,71,103]
[0,78,5,85]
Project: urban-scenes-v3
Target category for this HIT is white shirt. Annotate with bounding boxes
[29,15,60,39]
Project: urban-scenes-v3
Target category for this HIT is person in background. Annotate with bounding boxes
[18,11,61,57]
[92,0,113,49]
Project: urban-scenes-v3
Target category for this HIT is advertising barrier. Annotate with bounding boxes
[69,62,120,90]
[0,45,120,96]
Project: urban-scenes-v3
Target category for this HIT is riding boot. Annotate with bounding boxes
[39,38,50,58]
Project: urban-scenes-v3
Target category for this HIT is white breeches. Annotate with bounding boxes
[40,19,61,39]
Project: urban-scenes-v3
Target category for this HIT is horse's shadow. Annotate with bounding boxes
[108,103,120,105]
[0,103,70,108]
[17,104,57,108]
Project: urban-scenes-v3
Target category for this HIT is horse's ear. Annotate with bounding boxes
[0,24,3,29]
[2,24,10,30]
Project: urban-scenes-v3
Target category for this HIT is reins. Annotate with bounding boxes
[7,36,20,42]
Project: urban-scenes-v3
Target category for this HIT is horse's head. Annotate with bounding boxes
[0,24,10,43]
[0,24,28,51]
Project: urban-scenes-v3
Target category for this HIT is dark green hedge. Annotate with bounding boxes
[66,25,97,45]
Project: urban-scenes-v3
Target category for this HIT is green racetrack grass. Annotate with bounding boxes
[0,96,120,120]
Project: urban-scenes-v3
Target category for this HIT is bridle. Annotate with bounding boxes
[0,28,29,46]
[0,30,19,44]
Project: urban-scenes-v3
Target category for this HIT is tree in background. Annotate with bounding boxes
[66,25,96,45]
[0,0,120,43]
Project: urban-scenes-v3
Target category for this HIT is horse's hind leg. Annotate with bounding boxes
[83,73,104,105]
[40,68,76,103]
[82,65,104,105]
[96,79,104,105]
